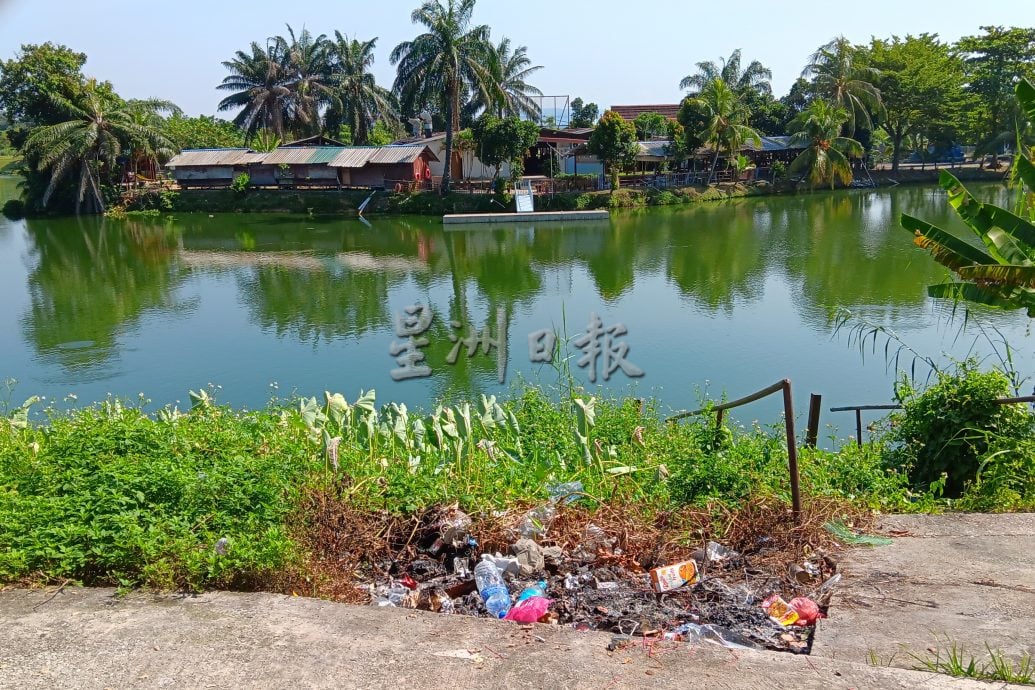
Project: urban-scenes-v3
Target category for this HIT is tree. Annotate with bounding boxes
[163,114,245,150]
[0,43,86,127]
[744,91,789,135]
[472,37,542,119]
[865,34,966,172]
[391,0,495,194]
[277,26,333,137]
[687,78,761,183]
[471,113,539,183]
[633,111,668,140]
[216,41,291,138]
[570,98,599,128]
[956,26,1035,159]
[24,79,172,213]
[787,99,864,189]
[779,77,812,128]
[803,37,883,136]
[326,32,397,145]
[367,119,400,146]
[680,49,772,98]
[587,110,638,190]
[902,79,1035,315]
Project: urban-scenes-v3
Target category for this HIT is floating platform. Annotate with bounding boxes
[442,210,609,225]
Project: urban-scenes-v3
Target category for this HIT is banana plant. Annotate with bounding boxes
[902,80,1035,315]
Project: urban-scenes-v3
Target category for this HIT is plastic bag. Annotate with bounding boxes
[504,596,551,624]
[674,623,758,650]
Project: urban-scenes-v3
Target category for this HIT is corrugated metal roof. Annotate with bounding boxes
[262,147,347,165]
[610,105,681,121]
[369,145,431,164]
[165,149,265,167]
[637,140,671,160]
[327,145,436,168]
[329,148,377,168]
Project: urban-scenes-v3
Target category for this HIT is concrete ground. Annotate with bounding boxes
[1,513,1032,689]
[813,513,1035,671]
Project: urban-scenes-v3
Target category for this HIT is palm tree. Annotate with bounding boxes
[125,98,180,177]
[216,42,291,138]
[680,49,772,97]
[787,99,863,189]
[803,37,883,136]
[278,25,333,136]
[25,79,172,214]
[474,38,543,119]
[688,78,762,183]
[326,33,397,145]
[391,0,496,193]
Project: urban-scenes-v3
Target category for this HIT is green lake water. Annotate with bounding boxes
[1,177,1030,433]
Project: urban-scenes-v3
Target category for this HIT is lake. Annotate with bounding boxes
[1,178,1030,435]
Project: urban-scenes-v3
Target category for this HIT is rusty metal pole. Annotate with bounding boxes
[805,393,822,449]
[855,409,863,447]
[716,407,725,429]
[782,380,802,525]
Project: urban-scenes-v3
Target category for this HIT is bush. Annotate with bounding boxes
[888,361,1034,497]
[2,198,25,219]
[230,173,250,194]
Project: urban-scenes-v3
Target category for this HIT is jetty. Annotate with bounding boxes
[442,210,609,225]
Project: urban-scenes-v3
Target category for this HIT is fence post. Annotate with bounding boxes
[782,380,802,525]
[855,409,863,447]
[805,394,822,449]
[716,407,725,429]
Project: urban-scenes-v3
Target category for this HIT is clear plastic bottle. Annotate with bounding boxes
[516,580,547,603]
[474,555,511,619]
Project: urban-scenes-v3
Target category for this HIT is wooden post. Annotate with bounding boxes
[805,394,822,449]
[716,407,725,429]
[782,380,802,525]
[855,409,863,447]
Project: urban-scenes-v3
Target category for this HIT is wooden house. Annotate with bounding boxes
[163,149,266,187]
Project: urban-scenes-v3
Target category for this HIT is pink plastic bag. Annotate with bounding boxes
[504,596,551,623]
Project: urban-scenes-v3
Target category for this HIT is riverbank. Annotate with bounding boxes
[120,166,1006,217]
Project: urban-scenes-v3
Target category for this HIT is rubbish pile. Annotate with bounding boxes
[362,496,841,654]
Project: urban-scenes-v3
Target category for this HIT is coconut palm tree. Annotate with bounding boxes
[216,42,291,138]
[680,49,772,97]
[688,78,762,183]
[278,25,333,136]
[803,37,883,136]
[477,38,543,119]
[391,0,496,193]
[787,99,863,189]
[125,98,180,177]
[326,33,398,145]
[24,80,172,213]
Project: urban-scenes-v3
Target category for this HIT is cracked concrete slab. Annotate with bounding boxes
[0,586,1013,689]
[812,513,1035,671]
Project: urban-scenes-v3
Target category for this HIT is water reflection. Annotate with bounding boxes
[4,182,1027,411]
[21,218,188,372]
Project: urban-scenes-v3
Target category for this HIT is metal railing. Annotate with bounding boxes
[829,396,1035,446]
[667,379,803,524]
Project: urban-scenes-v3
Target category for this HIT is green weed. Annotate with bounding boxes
[912,640,1034,684]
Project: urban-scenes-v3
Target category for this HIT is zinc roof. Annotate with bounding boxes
[262,146,345,165]
[165,149,265,167]
[329,145,436,168]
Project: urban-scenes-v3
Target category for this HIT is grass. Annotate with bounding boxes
[911,640,1034,684]
[0,155,22,175]
[0,380,1029,593]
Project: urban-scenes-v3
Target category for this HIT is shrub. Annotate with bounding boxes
[888,361,1034,497]
[2,198,25,219]
[230,173,250,194]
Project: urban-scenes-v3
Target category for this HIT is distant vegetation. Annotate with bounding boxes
[0,5,1032,212]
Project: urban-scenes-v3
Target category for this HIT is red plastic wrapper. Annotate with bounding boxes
[504,596,552,624]
[788,597,824,626]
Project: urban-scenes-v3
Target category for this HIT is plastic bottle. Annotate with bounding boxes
[474,555,511,619]
[516,580,547,603]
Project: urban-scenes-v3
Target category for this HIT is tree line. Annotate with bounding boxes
[0,0,1032,212]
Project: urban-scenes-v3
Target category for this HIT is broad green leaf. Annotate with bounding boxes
[901,214,993,269]
[354,389,376,413]
[957,264,1035,287]
[1018,79,1035,127]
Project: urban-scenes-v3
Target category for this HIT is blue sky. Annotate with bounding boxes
[0,0,1032,117]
